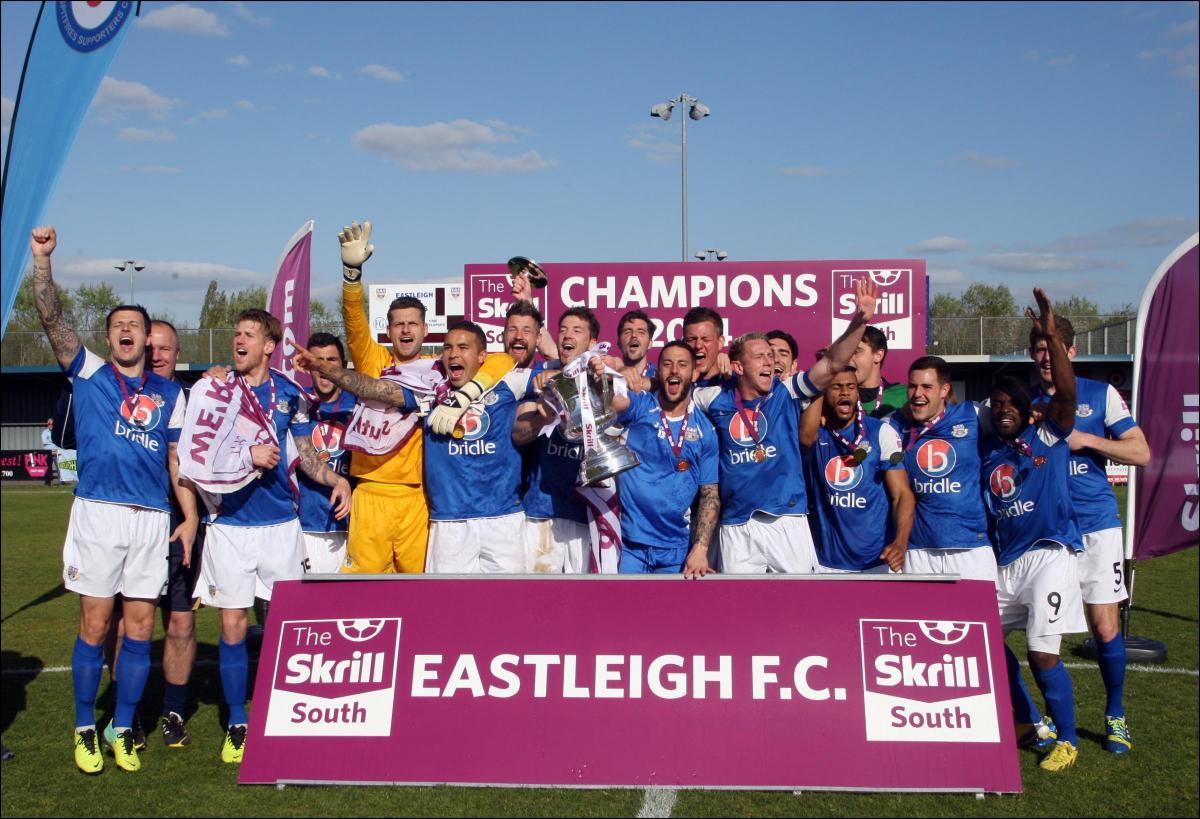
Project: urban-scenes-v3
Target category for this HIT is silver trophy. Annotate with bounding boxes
[507,255,548,289]
[543,371,640,485]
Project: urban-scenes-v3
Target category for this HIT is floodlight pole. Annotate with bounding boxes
[652,93,709,262]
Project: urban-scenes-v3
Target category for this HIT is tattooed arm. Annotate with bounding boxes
[293,348,414,408]
[294,435,351,520]
[684,484,721,579]
[29,226,82,369]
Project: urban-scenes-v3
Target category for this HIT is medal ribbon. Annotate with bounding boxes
[828,401,867,456]
[733,389,766,450]
[657,403,690,463]
[904,407,946,452]
[236,373,278,444]
[111,366,149,424]
[1004,435,1034,459]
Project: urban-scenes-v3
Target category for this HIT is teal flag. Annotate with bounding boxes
[1,1,135,338]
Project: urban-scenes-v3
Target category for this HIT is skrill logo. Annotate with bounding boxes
[824,455,863,491]
[832,269,914,350]
[859,619,999,743]
[915,439,956,477]
[265,618,402,737]
[988,463,1021,501]
[727,409,767,447]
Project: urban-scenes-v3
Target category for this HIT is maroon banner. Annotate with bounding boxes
[240,576,1020,792]
[267,220,313,389]
[1131,234,1200,559]
[464,261,927,385]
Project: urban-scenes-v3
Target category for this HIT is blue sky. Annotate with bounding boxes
[2,1,1197,325]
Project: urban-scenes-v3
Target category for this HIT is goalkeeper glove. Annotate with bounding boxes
[339,220,374,283]
[429,379,485,436]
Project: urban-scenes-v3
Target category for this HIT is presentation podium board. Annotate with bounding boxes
[240,575,1021,793]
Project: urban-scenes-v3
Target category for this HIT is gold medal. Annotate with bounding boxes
[753,446,767,463]
[676,459,689,472]
[853,446,869,464]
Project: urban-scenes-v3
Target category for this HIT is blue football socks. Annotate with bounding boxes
[219,638,249,726]
[1005,643,1041,724]
[1096,633,1126,718]
[72,637,104,729]
[1032,661,1077,745]
[113,637,151,730]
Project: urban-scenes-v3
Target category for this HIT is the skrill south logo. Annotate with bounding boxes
[264,618,402,737]
[988,463,1022,501]
[824,455,863,491]
[859,619,999,743]
[915,439,956,477]
[831,269,913,350]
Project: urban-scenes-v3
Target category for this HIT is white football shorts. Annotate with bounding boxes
[62,498,169,599]
[195,519,304,609]
[522,516,591,574]
[904,547,999,584]
[426,512,525,574]
[302,530,349,576]
[997,543,1088,654]
[720,513,817,574]
[1077,527,1128,605]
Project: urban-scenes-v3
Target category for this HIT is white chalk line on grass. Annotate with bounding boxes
[637,787,678,818]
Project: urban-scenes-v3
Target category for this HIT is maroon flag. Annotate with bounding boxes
[1128,233,1199,560]
[268,220,314,389]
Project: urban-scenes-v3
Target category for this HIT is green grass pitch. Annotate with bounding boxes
[2,484,1196,817]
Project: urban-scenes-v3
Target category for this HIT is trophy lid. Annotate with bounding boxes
[507,256,548,289]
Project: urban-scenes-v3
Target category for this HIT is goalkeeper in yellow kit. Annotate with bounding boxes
[338,220,514,573]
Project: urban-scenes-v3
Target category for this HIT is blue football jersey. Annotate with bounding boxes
[693,371,820,525]
[616,391,719,549]
[522,428,588,524]
[981,420,1083,567]
[66,348,185,512]
[805,416,904,571]
[298,391,356,533]
[207,372,315,527]
[424,370,533,521]
[1031,376,1135,534]
[885,400,991,550]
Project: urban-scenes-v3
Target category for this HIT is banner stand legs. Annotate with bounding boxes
[1080,563,1168,664]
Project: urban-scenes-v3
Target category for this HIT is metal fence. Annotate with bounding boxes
[1,316,1137,367]
[927,315,1136,357]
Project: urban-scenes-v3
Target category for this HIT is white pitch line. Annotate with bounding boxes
[637,787,678,818]
[2,661,1197,678]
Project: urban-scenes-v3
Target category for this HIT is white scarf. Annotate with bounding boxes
[342,359,445,456]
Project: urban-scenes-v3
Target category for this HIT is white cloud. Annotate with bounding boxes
[975,252,1127,274]
[190,109,230,123]
[1169,19,1199,38]
[908,236,969,254]
[1141,21,1200,86]
[116,127,175,143]
[626,122,678,164]
[357,64,406,83]
[353,119,557,173]
[54,257,268,316]
[307,65,331,78]
[138,3,228,37]
[235,99,256,111]
[228,1,271,26]
[928,268,968,285]
[951,150,1020,169]
[1,95,12,136]
[93,77,176,121]
[779,164,843,177]
[226,54,250,67]
[1032,217,1200,252]
[486,119,536,138]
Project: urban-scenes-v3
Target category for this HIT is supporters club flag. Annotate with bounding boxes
[268,220,314,390]
[1128,233,1200,560]
[1,2,135,338]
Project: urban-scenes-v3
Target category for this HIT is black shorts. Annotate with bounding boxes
[161,525,204,612]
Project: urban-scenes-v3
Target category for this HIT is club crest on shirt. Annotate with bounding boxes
[276,399,290,414]
[951,424,968,438]
[1076,404,1093,418]
[685,426,701,442]
[483,391,500,406]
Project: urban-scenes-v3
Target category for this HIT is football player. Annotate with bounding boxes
[682,307,733,388]
[31,226,197,774]
[617,309,656,378]
[503,300,544,371]
[298,333,356,575]
[193,309,351,763]
[800,366,913,573]
[765,330,798,379]
[690,277,878,573]
[852,325,907,417]
[1029,317,1150,754]
[982,288,1089,772]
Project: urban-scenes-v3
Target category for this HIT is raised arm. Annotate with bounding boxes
[29,226,82,369]
[807,277,878,391]
[1028,288,1076,432]
[293,348,413,408]
[799,395,824,449]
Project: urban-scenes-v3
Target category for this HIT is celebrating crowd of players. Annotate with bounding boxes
[28,221,1149,777]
